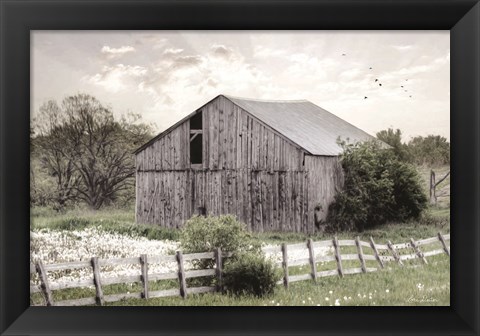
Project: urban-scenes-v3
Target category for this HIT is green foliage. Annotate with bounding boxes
[180,215,260,255]
[407,135,450,166]
[223,252,280,297]
[327,141,428,231]
[375,128,450,167]
[31,94,154,210]
[376,128,411,162]
[180,215,261,287]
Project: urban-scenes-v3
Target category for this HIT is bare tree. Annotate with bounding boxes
[34,100,81,209]
[33,94,152,209]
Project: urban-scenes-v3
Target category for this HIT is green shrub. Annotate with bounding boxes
[180,215,260,256]
[223,253,280,297]
[327,141,428,231]
[180,215,261,287]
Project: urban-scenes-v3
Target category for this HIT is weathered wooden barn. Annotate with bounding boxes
[134,95,381,233]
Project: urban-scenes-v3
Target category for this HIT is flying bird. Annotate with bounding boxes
[379,84,382,86]
[369,67,373,70]
[401,86,404,88]
[364,96,368,99]
[375,79,379,82]
[342,53,346,56]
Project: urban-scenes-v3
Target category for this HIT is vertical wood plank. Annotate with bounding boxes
[202,108,208,169]
[307,239,317,281]
[333,237,343,277]
[91,256,104,305]
[218,101,225,170]
[211,103,219,169]
[369,237,384,269]
[140,254,149,299]
[281,243,289,288]
[387,240,403,266]
[355,237,367,273]
[214,247,223,293]
[236,108,241,169]
[438,232,450,256]
[36,261,54,306]
[176,251,187,299]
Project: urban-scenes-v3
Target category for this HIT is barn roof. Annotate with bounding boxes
[134,94,386,155]
[224,95,383,156]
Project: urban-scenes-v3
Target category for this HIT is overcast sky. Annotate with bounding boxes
[31,31,450,141]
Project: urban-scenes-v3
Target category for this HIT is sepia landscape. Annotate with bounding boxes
[30,31,450,306]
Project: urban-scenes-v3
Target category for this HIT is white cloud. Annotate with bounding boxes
[83,64,147,93]
[162,48,184,56]
[101,45,135,55]
[392,45,413,51]
[253,46,288,59]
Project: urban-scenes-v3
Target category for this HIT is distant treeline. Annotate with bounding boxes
[376,128,450,166]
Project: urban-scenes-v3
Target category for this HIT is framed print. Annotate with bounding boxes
[1,0,479,335]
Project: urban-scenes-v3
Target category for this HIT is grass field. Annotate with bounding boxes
[30,201,450,306]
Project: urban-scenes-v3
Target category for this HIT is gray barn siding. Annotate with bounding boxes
[136,170,311,232]
[305,155,344,232]
[135,95,342,232]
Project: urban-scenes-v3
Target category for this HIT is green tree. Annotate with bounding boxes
[407,135,450,166]
[376,128,411,162]
[327,141,428,231]
[32,94,153,209]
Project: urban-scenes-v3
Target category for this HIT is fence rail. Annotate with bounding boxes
[30,232,450,306]
[275,232,450,288]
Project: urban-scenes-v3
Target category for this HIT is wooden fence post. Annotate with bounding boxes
[409,238,427,264]
[307,239,317,282]
[36,260,54,306]
[176,251,187,299]
[387,240,403,266]
[140,254,149,299]
[214,247,223,293]
[281,243,289,288]
[333,237,343,277]
[369,237,384,269]
[437,232,450,257]
[91,257,104,305]
[355,237,367,273]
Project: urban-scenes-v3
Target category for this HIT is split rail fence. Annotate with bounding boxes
[265,232,450,288]
[30,232,450,306]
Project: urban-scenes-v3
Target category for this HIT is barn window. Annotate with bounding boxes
[190,111,203,166]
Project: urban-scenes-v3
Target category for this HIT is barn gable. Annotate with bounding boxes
[135,95,307,172]
[134,94,382,157]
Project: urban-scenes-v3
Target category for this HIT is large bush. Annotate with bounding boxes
[179,215,261,286]
[223,252,280,297]
[327,141,428,231]
[180,215,260,255]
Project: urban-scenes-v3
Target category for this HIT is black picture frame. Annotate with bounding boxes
[1,0,479,335]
